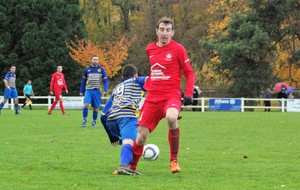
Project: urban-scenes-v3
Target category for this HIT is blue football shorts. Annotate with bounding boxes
[84,89,102,108]
[4,87,18,99]
[106,117,138,141]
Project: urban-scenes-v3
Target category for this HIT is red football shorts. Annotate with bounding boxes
[138,94,182,132]
[54,90,63,101]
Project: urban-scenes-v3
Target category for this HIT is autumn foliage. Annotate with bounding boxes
[273,39,300,87]
[67,35,136,78]
[204,0,250,39]
[203,0,300,89]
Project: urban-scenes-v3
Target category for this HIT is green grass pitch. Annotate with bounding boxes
[0,109,299,190]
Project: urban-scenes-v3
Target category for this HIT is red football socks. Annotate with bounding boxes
[169,127,180,161]
[59,101,65,114]
[130,141,144,170]
[49,101,57,113]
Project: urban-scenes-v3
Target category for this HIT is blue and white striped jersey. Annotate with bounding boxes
[80,65,108,93]
[106,76,147,120]
[4,72,16,88]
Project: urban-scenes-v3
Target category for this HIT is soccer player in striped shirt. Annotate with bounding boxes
[0,66,21,115]
[100,64,147,175]
[80,55,108,127]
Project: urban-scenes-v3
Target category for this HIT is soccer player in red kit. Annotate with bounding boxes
[48,66,68,115]
[127,17,195,175]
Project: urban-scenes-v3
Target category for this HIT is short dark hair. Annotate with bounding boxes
[156,17,175,30]
[122,64,137,79]
[91,55,98,59]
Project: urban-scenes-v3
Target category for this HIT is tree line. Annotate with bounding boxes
[1,0,299,97]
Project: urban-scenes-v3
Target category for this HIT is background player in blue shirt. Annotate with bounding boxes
[80,55,108,127]
[100,64,147,175]
[21,80,34,110]
[0,66,21,115]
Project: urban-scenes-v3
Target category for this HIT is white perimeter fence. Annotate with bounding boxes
[1,96,300,112]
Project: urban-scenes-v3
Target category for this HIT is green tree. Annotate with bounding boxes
[202,0,300,97]
[251,0,300,85]
[80,0,120,43]
[0,0,85,95]
[203,13,275,98]
[111,0,137,32]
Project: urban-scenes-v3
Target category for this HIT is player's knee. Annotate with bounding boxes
[166,115,177,127]
[136,127,149,145]
[166,108,179,123]
[123,139,134,146]
[166,114,177,122]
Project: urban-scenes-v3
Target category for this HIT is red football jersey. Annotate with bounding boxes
[144,40,195,97]
[50,72,68,92]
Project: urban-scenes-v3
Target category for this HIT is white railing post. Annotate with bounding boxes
[48,95,52,110]
[281,98,285,112]
[201,97,205,112]
[10,98,14,110]
[241,97,244,112]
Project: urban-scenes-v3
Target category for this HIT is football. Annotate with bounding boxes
[143,144,160,161]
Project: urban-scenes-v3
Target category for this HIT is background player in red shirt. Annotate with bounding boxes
[48,66,68,115]
[127,17,195,175]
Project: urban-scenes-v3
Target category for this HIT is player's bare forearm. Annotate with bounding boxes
[4,80,10,89]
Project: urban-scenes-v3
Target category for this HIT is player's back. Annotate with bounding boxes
[107,77,146,120]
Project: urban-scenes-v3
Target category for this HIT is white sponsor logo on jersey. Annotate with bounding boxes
[150,63,170,80]
[165,53,173,61]
[57,79,64,86]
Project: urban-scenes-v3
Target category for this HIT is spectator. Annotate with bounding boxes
[263,88,271,112]
[277,87,287,108]
[277,88,287,99]
[192,86,201,111]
